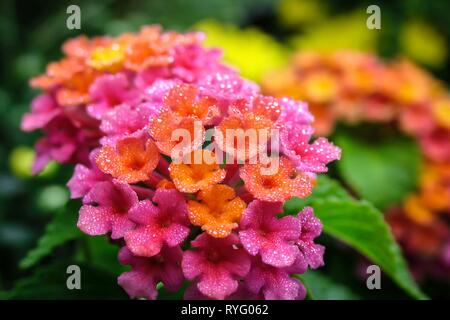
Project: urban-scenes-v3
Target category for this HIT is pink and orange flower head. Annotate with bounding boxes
[22,26,341,300]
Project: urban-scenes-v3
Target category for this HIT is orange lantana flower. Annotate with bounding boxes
[96,137,159,183]
[188,184,246,238]
[156,179,176,190]
[30,57,100,106]
[30,58,84,90]
[216,102,276,162]
[164,84,219,124]
[149,111,205,157]
[169,150,226,193]
[62,35,112,59]
[240,156,313,202]
[31,35,112,106]
[231,96,282,122]
[123,26,173,71]
[56,67,100,106]
[88,43,126,72]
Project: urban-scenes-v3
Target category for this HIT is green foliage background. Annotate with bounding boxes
[0,0,449,299]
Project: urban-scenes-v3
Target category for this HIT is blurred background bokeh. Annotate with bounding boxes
[1,0,449,299]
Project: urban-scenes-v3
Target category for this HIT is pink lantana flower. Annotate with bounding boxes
[239,200,301,268]
[297,207,325,269]
[87,73,134,119]
[21,93,60,132]
[198,70,259,108]
[32,116,80,173]
[182,233,251,300]
[78,179,138,239]
[142,79,179,103]
[277,97,314,126]
[99,102,159,145]
[118,246,184,300]
[280,123,341,173]
[67,149,109,199]
[245,256,307,300]
[171,43,226,83]
[124,188,190,257]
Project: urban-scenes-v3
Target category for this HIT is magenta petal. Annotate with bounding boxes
[299,137,341,173]
[277,97,314,126]
[83,180,138,210]
[295,281,307,300]
[222,250,251,277]
[21,94,60,132]
[100,102,158,144]
[272,215,302,239]
[164,223,190,247]
[263,274,306,300]
[244,255,309,300]
[32,143,52,174]
[284,254,309,275]
[118,270,157,300]
[260,240,300,268]
[159,258,184,292]
[77,206,113,236]
[239,229,262,256]
[33,133,75,173]
[79,180,137,238]
[67,165,93,199]
[300,243,325,269]
[197,268,238,300]
[125,225,164,257]
[67,163,107,199]
[298,206,323,241]
[297,207,325,269]
[143,79,179,102]
[239,200,301,267]
[118,246,184,300]
[183,234,250,300]
[110,213,136,239]
[152,188,189,224]
[118,246,136,265]
[240,200,283,229]
[280,122,340,173]
[182,251,204,280]
[128,200,159,225]
[245,263,266,294]
[87,73,131,119]
[125,190,189,257]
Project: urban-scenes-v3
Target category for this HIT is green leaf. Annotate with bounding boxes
[76,236,126,276]
[297,271,360,300]
[335,131,421,210]
[7,263,127,299]
[19,205,82,269]
[285,176,427,300]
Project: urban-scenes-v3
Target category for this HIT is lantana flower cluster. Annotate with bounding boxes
[22,26,340,299]
[263,50,450,278]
